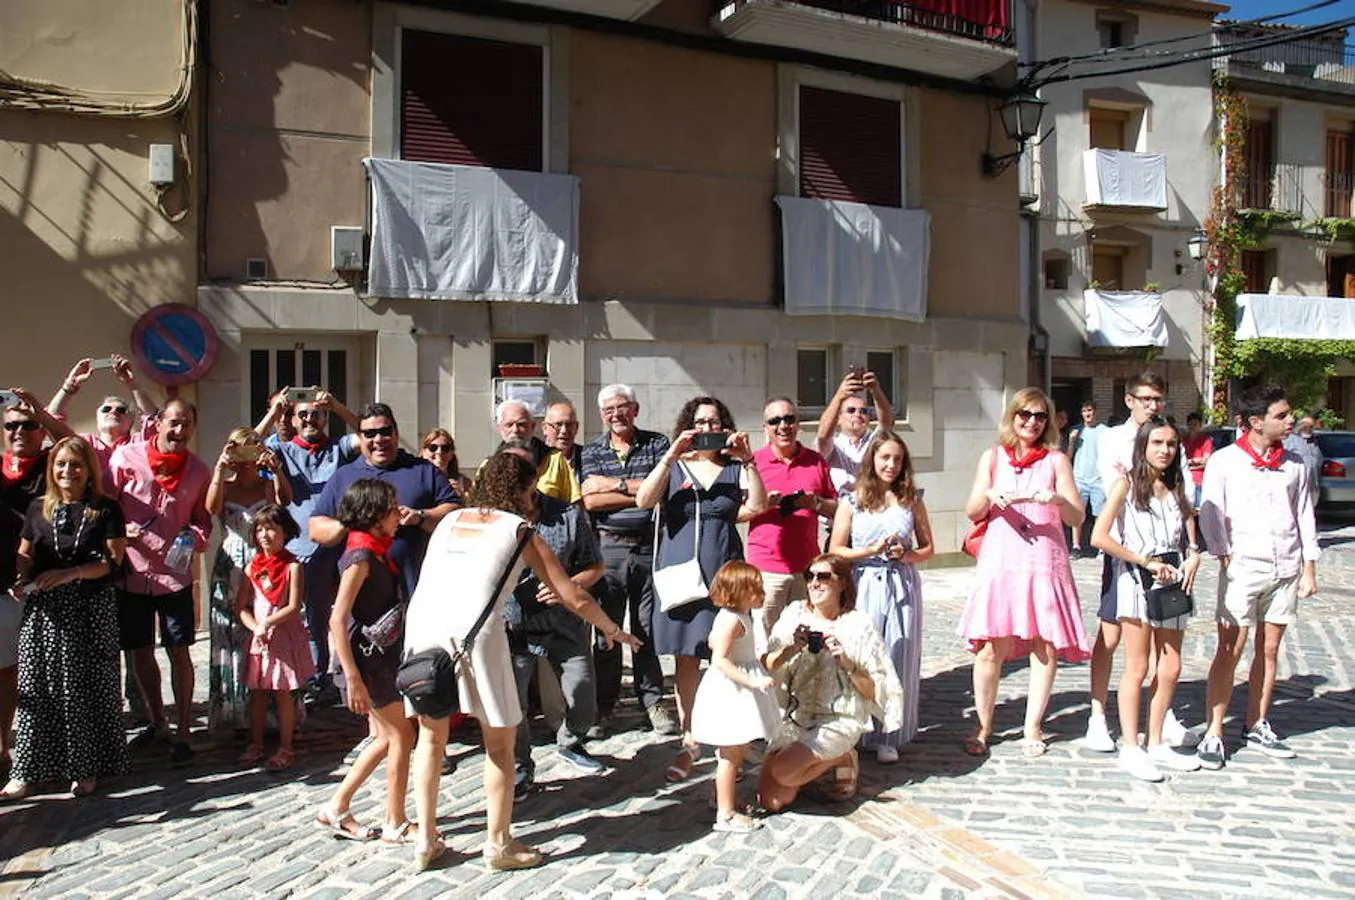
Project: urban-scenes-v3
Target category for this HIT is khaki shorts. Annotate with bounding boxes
[771,715,864,761]
[1216,561,1299,629]
[753,571,808,654]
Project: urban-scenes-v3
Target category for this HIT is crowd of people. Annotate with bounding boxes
[0,357,1319,870]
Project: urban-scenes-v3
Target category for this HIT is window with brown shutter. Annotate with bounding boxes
[799,86,902,208]
[1326,129,1353,218]
[1241,249,1274,294]
[1242,118,1273,210]
[400,29,543,171]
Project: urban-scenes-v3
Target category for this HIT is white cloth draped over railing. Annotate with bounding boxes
[775,195,930,321]
[364,157,580,303]
[1084,289,1168,348]
[1083,149,1167,209]
[1235,292,1355,341]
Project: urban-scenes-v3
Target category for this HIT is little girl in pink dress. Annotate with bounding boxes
[236,504,315,771]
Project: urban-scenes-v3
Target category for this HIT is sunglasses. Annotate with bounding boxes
[1015,409,1050,424]
[360,426,395,439]
[425,443,453,453]
[766,415,797,427]
[3,421,40,433]
[99,405,129,415]
[295,410,323,421]
[805,570,837,583]
[842,406,871,416]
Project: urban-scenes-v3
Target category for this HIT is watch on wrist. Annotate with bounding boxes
[615,478,627,495]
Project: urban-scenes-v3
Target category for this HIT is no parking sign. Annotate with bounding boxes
[130,304,219,386]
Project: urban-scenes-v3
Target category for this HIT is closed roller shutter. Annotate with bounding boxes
[400,29,543,171]
[799,85,902,208]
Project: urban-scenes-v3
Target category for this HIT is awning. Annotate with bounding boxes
[1235,293,1355,341]
[364,157,580,304]
[775,195,930,321]
[1085,289,1168,348]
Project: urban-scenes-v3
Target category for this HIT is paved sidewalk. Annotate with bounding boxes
[3,530,1354,899]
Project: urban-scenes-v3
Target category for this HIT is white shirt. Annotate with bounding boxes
[1199,442,1319,578]
[823,428,883,498]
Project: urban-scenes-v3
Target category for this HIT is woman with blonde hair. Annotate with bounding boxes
[829,432,932,763]
[3,437,127,799]
[206,426,291,734]
[420,428,471,499]
[957,387,1089,758]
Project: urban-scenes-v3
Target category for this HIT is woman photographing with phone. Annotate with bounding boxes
[957,387,1089,758]
[829,432,932,763]
[1091,417,1201,781]
[634,396,766,783]
[206,427,291,735]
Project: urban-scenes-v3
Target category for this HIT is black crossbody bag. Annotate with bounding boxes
[396,526,534,718]
[1137,550,1194,621]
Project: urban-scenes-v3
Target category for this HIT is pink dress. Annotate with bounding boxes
[957,450,1091,663]
[244,580,316,691]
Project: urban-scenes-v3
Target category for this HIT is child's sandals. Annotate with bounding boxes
[265,748,294,772]
[238,744,264,766]
[315,805,379,842]
[713,810,763,834]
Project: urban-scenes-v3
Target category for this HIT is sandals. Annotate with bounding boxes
[822,750,859,802]
[1020,737,1049,758]
[713,811,762,834]
[483,840,544,872]
[238,744,265,766]
[962,735,990,758]
[415,836,447,872]
[315,805,378,842]
[0,779,32,802]
[665,745,701,783]
[70,779,96,798]
[380,820,418,845]
[265,748,294,772]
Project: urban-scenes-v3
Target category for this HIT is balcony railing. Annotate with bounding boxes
[1241,161,1312,217]
[788,0,1013,46]
[1327,170,1354,218]
[1214,28,1355,86]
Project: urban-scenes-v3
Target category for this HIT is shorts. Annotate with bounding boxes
[1097,556,1118,623]
[1216,561,1299,629]
[1077,481,1106,517]
[754,571,808,654]
[119,587,197,650]
[771,714,865,761]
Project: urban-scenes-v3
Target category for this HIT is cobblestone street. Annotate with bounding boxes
[3,530,1354,899]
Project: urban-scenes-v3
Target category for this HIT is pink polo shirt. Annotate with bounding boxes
[747,443,834,574]
[1199,441,1319,579]
[109,442,213,595]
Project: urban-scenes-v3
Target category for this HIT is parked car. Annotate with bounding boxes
[1315,431,1355,516]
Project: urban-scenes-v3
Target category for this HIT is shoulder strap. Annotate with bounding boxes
[653,461,701,558]
[988,446,999,481]
[457,523,533,657]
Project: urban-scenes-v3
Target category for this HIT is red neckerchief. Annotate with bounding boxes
[247,549,296,607]
[346,530,398,574]
[1005,444,1049,471]
[290,434,328,455]
[145,442,188,494]
[1,452,41,485]
[1237,434,1283,470]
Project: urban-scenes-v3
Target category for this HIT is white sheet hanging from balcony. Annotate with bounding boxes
[364,157,579,304]
[1083,149,1167,209]
[1235,293,1355,341]
[1084,289,1168,348]
[775,196,930,321]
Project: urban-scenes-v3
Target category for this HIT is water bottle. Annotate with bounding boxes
[164,529,195,574]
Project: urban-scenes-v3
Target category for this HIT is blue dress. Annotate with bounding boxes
[652,461,744,658]
[848,496,922,749]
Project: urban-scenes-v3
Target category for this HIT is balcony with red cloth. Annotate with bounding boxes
[713,0,1016,80]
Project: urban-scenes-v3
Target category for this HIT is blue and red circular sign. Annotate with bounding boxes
[130,304,219,386]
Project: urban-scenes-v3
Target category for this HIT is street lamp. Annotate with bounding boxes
[981,92,1047,178]
[1186,229,1208,261]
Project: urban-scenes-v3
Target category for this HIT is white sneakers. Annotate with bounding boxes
[1162,709,1200,749]
[1081,714,1116,753]
[1147,742,1202,772]
[875,745,900,765]
[1118,746,1164,782]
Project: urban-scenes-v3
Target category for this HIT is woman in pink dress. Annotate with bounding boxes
[958,387,1089,758]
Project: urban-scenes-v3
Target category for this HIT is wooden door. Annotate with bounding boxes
[1089,108,1128,150]
[1327,129,1353,218]
[1091,246,1125,290]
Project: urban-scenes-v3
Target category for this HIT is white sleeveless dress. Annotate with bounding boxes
[404,509,529,727]
[690,610,782,746]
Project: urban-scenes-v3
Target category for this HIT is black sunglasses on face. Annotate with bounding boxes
[766,415,797,427]
[295,410,323,421]
[1015,409,1049,424]
[843,406,870,416]
[360,426,395,439]
[99,405,129,415]
[425,443,453,453]
[3,421,40,433]
[805,570,836,583]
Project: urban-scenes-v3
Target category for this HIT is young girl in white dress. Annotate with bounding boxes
[690,561,782,833]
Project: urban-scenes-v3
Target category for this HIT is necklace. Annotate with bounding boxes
[53,502,90,564]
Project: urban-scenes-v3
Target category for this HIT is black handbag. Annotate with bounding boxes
[396,526,534,718]
[1137,550,1194,622]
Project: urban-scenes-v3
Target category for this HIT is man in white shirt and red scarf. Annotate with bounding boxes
[1196,384,1318,770]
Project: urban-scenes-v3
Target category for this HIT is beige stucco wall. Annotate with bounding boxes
[0,0,197,433]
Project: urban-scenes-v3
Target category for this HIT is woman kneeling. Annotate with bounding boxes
[757,554,902,811]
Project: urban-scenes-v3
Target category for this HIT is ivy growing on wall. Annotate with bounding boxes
[1205,75,1355,421]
